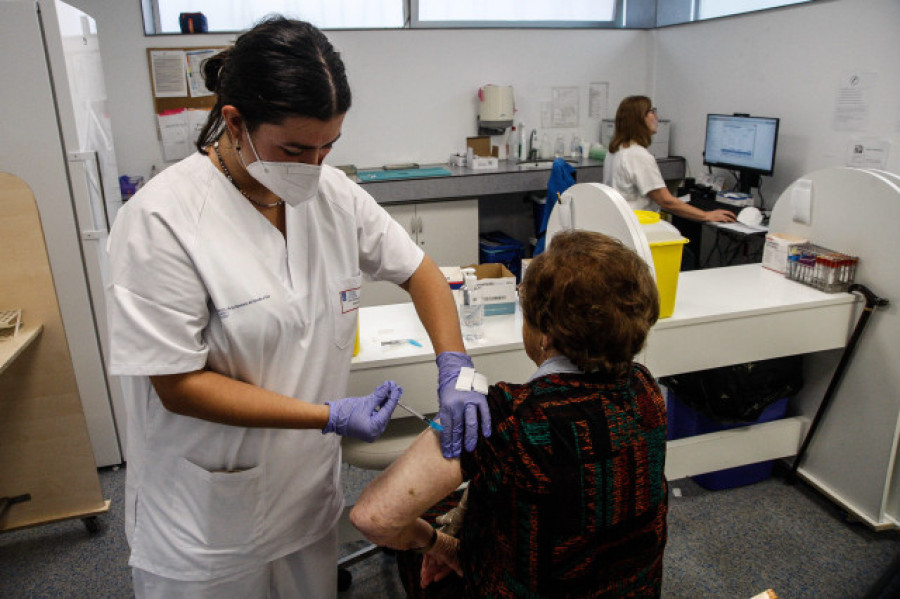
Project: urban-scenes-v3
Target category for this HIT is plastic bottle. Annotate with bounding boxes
[571,135,582,160]
[517,123,527,161]
[459,268,484,341]
[509,125,519,161]
[554,135,565,158]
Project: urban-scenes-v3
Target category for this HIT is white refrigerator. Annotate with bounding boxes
[0,0,126,466]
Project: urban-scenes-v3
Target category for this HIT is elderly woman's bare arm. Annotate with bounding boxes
[350,427,464,551]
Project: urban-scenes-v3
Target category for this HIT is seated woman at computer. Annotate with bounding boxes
[604,95,736,223]
[350,230,669,598]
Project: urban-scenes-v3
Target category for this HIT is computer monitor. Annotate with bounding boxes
[703,114,780,193]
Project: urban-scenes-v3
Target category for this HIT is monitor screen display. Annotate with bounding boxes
[703,114,779,175]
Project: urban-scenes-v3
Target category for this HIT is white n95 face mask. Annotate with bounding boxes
[241,132,321,207]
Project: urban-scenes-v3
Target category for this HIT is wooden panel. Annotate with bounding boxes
[0,173,107,532]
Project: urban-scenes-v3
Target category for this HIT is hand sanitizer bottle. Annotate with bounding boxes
[460,268,484,341]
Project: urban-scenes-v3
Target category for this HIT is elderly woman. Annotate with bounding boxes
[351,230,669,597]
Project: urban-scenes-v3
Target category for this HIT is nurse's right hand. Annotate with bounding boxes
[322,381,402,442]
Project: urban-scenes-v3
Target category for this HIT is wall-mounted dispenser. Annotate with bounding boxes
[478,85,514,136]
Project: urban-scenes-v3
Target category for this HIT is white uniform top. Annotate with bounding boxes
[106,152,424,581]
[602,143,666,212]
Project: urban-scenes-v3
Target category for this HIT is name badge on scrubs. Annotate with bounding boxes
[340,287,361,313]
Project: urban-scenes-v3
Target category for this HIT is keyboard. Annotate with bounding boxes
[689,196,741,214]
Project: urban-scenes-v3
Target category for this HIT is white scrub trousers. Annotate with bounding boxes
[132,527,339,598]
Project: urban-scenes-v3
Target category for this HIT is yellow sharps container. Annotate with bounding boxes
[634,210,688,318]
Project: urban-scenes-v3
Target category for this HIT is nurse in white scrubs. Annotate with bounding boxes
[106,17,489,598]
[603,95,736,223]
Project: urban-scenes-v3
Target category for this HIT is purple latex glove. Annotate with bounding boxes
[436,352,491,458]
[323,381,402,442]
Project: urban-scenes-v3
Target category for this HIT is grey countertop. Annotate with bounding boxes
[355,156,685,205]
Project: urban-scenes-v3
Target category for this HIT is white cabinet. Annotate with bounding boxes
[362,199,479,306]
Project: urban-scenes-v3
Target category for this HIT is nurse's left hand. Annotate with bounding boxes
[323,381,402,442]
[436,352,491,458]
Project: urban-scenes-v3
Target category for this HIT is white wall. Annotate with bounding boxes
[654,0,900,207]
[67,0,650,178]
[68,0,897,198]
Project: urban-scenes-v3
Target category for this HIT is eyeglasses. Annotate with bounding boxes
[647,107,658,116]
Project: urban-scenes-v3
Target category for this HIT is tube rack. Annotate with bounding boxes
[786,243,858,293]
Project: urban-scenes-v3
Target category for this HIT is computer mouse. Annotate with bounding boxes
[737,206,764,226]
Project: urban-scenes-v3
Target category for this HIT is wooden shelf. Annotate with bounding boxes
[1,173,107,534]
[0,322,42,377]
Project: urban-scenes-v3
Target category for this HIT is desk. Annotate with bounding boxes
[346,264,857,478]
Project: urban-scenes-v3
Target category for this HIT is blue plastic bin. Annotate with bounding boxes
[479,231,525,282]
[667,392,790,490]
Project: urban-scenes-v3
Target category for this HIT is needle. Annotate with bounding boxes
[396,402,443,432]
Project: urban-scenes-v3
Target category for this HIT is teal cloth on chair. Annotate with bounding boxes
[533,158,576,255]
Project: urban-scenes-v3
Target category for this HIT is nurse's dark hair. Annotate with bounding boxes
[195,16,351,152]
[609,95,653,153]
[518,230,659,377]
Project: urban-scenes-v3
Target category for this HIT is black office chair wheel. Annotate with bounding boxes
[82,516,102,534]
[338,566,352,592]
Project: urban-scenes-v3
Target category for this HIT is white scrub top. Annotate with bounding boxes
[602,143,666,212]
[106,152,423,581]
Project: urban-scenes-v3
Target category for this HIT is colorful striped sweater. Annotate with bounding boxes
[455,363,668,598]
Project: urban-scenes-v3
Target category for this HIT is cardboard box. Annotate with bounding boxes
[762,233,808,274]
[466,136,492,157]
[463,263,517,316]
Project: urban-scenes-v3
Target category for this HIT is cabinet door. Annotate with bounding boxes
[360,200,479,307]
[417,199,479,267]
[383,203,418,242]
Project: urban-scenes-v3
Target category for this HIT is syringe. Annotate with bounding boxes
[396,402,443,432]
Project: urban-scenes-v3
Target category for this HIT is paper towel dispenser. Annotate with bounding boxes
[478,85,514,135]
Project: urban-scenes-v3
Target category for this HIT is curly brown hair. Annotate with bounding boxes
[519,230,659,377]
[608,95,654,153]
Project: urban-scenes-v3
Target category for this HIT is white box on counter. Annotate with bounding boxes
[469,156,499,170]
[439,266,464,289]
[463,263,517,316]
[762,233,808,274]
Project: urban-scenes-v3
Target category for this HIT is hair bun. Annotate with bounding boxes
[201,48,231,92]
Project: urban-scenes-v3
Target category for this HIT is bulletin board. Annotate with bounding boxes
[146,47,227,162]
[146,46,226,112]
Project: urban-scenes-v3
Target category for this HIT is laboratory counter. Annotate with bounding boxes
[356,156,686,204]
[345,264,858,479]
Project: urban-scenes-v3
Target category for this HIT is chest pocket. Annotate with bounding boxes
[330,274,361,349]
